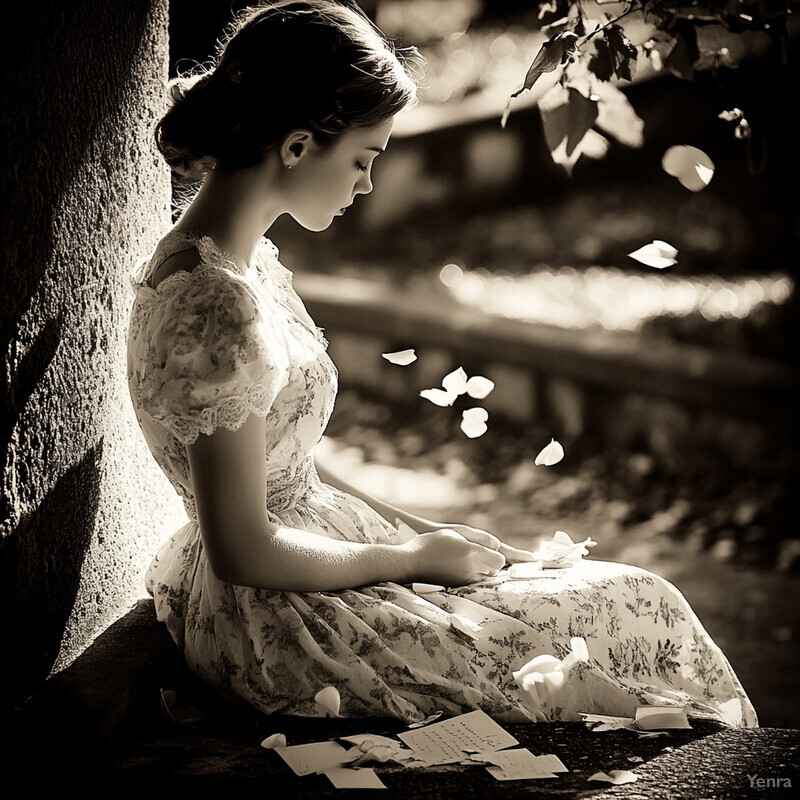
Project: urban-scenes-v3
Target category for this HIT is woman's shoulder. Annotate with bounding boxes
[134,229,252,294]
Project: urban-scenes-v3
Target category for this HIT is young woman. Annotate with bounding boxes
[127,0,756,725]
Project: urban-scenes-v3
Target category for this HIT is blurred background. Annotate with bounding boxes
[168,0,799,727]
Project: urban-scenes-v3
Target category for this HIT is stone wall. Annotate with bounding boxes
[2,0,184,709]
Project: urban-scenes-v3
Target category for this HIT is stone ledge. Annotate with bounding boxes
[8,598,799,797]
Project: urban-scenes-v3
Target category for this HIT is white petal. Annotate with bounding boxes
[628,241,678,269]
[382,349,417,365]
[314,686,341,717]
[462,407,489,422]
[588,770,638,784]
[465,375,495,399]
[441,367,469,395]
[260,733,287,749]
[460,416,488,438]
[661,145,715,191]
[534,438,564,466]
[420,388,457,406]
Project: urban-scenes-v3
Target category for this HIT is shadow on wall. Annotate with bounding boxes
[1,443,103,709]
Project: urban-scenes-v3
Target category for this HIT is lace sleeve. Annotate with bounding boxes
[135,268,290,445]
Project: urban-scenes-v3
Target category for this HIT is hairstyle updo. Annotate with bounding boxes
[157,0,421,183]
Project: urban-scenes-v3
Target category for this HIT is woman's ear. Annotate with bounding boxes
[280,129,315,168]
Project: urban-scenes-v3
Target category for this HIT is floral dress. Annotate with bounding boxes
[126,230,757,726]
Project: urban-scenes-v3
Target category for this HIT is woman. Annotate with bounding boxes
[127,0,756,725]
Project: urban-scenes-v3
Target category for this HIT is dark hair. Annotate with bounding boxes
[157,1,421,183]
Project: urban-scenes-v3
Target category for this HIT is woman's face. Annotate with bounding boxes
[284,118,395,231]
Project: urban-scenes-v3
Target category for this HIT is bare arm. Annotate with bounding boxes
[188,415,505,590]
[314,447,537,564]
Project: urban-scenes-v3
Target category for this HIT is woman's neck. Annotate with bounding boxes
[175,160,284,266]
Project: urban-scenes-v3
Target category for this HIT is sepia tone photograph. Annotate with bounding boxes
[4,0,799,794]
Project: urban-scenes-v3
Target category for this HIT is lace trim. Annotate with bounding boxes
[161,381,276,446]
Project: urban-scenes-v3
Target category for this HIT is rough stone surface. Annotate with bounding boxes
[2,0,184,709]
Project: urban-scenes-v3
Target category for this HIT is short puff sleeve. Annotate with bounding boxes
[135,269,289,445]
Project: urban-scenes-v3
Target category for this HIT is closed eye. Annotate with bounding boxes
[356,162,369,173]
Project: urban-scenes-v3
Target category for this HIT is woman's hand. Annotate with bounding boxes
[397,529,506,587]
[426,522,538,565]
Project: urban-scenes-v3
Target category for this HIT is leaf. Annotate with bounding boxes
[261,733,287,749]
[664,21,699,80]
[541,85,608,173]
[589,23,638,82]
[465,376,495,399]
[534,438,564,466]
[628,239,678,269]
[593,81,644,148]
[315,686,341,717]
[661,145,715,191]
[511,31,579,98]
[461,408,489,438]
[566,88,598,157]
[382,349,417,365]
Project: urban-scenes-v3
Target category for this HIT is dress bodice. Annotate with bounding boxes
[126,230,338,520]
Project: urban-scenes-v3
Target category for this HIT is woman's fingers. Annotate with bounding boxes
[447,524,501,551]
[499,543,539,564]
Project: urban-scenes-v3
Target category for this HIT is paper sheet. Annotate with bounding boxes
[275,740,355,776]
[397,710,518,765]
[324,767,387,789]
[479,749,568,780]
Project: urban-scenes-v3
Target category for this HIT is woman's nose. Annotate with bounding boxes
[354,171,373,196]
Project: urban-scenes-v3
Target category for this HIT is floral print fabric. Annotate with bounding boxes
[127,231,757,727]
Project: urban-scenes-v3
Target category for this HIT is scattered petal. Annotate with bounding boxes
[534,438,564,466]
[589,770,638,785]
[531,530,597,568]
[628,239,678,269]
[441,367,469,396]
[408,711,444,728]
[460,415,488,438]
[315,686,341,717]
[261,733,287,749]
[420,387,458,406]
[661,145,715,191]
[382,348,417,366]
[465,376,495,399]
[628,755,644,763]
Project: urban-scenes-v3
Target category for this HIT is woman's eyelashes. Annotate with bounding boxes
[356,161,369,172]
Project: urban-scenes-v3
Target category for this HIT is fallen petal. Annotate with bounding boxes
[442,367,469,395]
[534,439,564,466]
[462,407,489,422]
[461,415,488,438]
[261,733,287,749]
[466,375,495,399]
[588,770,638,784]
[661,145,715,191]
[628,240,678,269]
[315,686,341,717]
[420,388,457,407]
[382,349,417,366]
